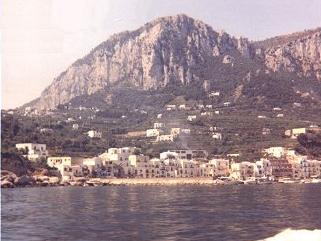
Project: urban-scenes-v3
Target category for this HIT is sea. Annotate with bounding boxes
[1,183,321,241]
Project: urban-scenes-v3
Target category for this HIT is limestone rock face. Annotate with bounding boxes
[32,14,252,110]
[263,30,321,80]
[27,15,321,110]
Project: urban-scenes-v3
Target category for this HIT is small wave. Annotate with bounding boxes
[259,229,321,241]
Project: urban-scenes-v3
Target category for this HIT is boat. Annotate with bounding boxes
[278,178,298,184]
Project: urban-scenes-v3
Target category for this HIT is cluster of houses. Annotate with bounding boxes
[15,143,321,182]
[146,122,191,143]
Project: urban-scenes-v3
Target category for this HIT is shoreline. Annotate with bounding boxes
[2,175,321,188]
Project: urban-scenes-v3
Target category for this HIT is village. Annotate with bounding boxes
[13,135,321,186]
[2,99,321,187]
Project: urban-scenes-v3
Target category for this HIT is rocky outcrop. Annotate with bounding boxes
[25,14,320,110]
[31,14,253,110]
[263,29,321,80]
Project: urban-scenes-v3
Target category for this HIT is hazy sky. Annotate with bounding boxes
[1,0,321,109]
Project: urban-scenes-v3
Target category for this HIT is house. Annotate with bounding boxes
[201,112,212,116]
[264,147,286,158]
[187,115,197,121]
[87,130,102,139]
[83,157,103,175]
[209,126,217,132]
[181,129,191,134]
[154,122,165,129]
[212,132,222,140]
[47,156,83,181]
[66,117,75,123]
[156,134,175,142]
[128,154,150,167]
[292,159,321,179]
[160,151,179,160]
[227,153,240,158]
[177,160,200,178]
[223,102,231,107]
[205,105,213,109]
[165,105,176,111]
[170,128,181,137]
[276,114,284,118]
[293,102,302,107]
[15,143,48,161]
[231,162,256,180]
[58,165,84,181]
[167,149,208,160]
[214,110,220,115]
[208,159,230,178]
[47,156,72,168]
[39,128,54,134]
[179,104,186,110]
[257,115,267,119]
[255,159,273,178]
[146,129,162,137]
[208,91,220,97]
[273,107,282,111]
[101,147,139,164]
[269,159,292,178]
[262,128,271,135]
[72,124,79,130]
[284,128,306,139]
[291,128,306,139]
[197,104,204,109]
[157,114,162,119]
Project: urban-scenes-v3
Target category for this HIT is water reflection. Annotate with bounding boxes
[2,184,321,241]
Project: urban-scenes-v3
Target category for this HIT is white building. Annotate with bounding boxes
[179,104,186,110]
[264,147,286,158]
[160,151,179,160]
[154,122,165,129]
[290,128,306,139]
[16,143,48,161]
[47,156,72,168]
[292,159,321,179]
[201,112,212,116]
[262,128,271,135]
[87,130,102,139]
[255,159,272,178]
[230,162,256,180]
[212,132,222,140]
[181,129,191,134]
[156,134,175,142]
[157,114,162,119]
[166,150,208,160]
[59,165,83,181]
[170,128,181,137]
[72,124,79,130]
[146,129,162,137]
[176,160,200,178]
[165,105,176,111]
[208,91,220,97]
[187,115,197,121]
[83,157,103,175]
[209,159,230,177]
[223,102,231,107]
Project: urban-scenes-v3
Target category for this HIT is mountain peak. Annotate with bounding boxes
[26,15,321,110]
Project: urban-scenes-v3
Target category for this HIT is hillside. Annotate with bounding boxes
[24,14,321,111]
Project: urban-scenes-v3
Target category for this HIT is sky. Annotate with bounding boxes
[1,0,321,109]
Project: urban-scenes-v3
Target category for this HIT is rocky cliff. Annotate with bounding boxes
[29,14,321,110]
[262,29,321,80]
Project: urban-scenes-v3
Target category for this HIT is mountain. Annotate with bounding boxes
[26,14,321,110]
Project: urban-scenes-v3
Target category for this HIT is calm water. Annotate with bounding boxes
[1,184,321,241]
